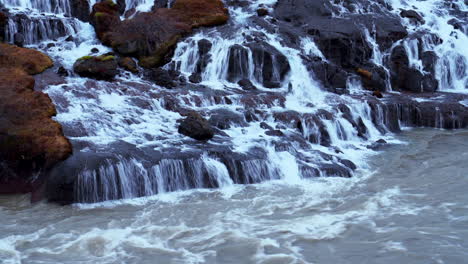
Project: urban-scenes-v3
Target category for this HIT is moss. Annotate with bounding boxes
[78,55,93,61]
[94,12,106,18]
[98,55,115,61]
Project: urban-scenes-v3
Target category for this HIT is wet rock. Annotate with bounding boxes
[91,0,229,68]
[0,11,7,42]
[145,68,177,88]
[70,0,91,22]
[358,65,388,91]
[91,47,99,53]
[189,73,202,83]
[57,66,69,77]
[73,54,118,80]
[320,164,352,178]
[389,45,437,92]
[178,112,215,140]
[307,59,348,91]
[367,139,387,150]
[14,33,24,47]
[227,44,250,82]
[193,39,212,76]
[257,8,268,17]
[448,18,465,33]
[118,57,138,73]
[0,44,71,194]
[237,79,257,90]
[209,109,247,129]
[65,35,74,42]
[247,42,290,88]
[421,51,438,75]
[400,9,425,24]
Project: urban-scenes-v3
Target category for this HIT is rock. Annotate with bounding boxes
[237,79,257,90]
[0,12,7,42]
[257,8,268,17]
[193,39,212,76]
[57,66,69,76]
[14,33,25,47]
[400,9,425,24]
[247,42,290,88]
[91,47,99,53]
[227,44,250,82]
[65,35,74,42]
[372,90,383,98]
[118,57,138,73]
[306,59,348,91]
[70,0,91,22]
[178,112,215,140]
[91,0,229,68]
[73,54,119,80]
[189,73,202,83]
[421,51,438,75]
[0,44,72,194]
[448,18,465,33]
[209,109,247,129]
[390,45,438,92]
[145,68,177,88]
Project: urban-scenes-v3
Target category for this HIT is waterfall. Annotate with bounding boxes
[2,0,466,203]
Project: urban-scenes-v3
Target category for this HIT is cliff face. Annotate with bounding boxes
[0,44,72,194]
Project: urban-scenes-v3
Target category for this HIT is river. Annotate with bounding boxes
[1,128,467,264]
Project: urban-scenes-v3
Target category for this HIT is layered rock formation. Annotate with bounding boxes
[0,44,72,194]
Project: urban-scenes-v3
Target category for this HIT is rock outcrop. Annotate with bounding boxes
[73,54,119,80]
[0,44,72,194]
[91,0,229,68]
[178,112,215,140]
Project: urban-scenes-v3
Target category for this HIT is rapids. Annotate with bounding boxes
[1,128,467,263]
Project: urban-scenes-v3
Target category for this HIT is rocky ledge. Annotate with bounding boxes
[0,44,72,195]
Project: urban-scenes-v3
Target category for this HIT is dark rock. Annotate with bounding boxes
[193,39,212,76]
[257,8,268,17]
[14,33,24,47]
[247,42,290,88]
[421,51,438,74]
[0,12,7,42]
[46,43,56,48]
[209,109,247,129]
[400,9,425,24]
[372,90,383,98]
[227,44,250,82]
[178,112,215,140]
[146,68,177,88]
[73,55,119,80]
[237,79,257,90]
[189,73,202,83]
[91,47,99,53]
[307,59,348,90]
[57,66,69,77]
[65,35,74,42]
[70,0,91,22]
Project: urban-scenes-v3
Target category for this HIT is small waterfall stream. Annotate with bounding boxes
[1,0,467,203]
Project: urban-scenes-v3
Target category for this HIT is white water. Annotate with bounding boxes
[2,0,467,202]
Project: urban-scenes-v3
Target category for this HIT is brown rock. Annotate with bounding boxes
[118,57,138,73]
[356,68,372,80]
[91,0,229,68]
[73,54,119,80]
[372,90,383,98]
[0,44,72,194]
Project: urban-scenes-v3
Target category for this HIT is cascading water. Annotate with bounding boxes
[1,0,467,204]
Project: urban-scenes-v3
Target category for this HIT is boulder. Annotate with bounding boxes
[257,8,268,17]
[389,45,438,92]
[238,79,257,90]
[70,0,91,22]
[247,42,290,88]
[73,54,119,80]
[400,9,425,24]
[227,44,250,82]
[0,44,72,194]
[145,68,178,88]
[178,112,215,140]
[91,0,229,68]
